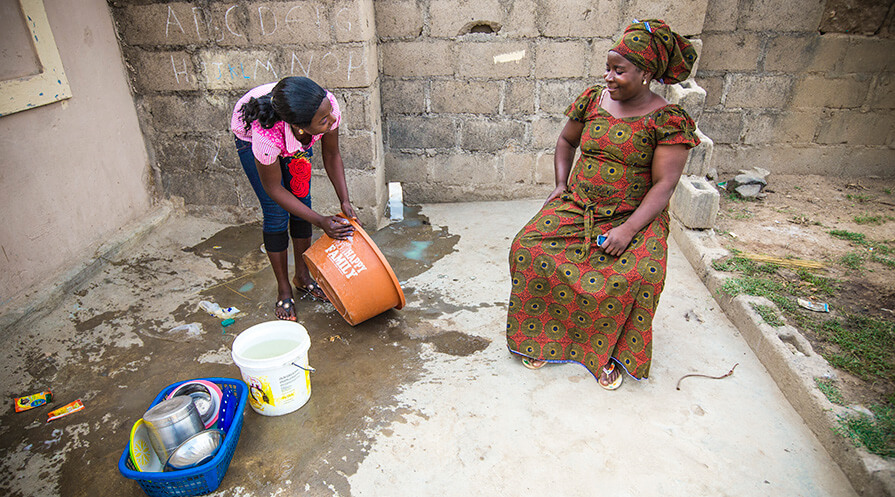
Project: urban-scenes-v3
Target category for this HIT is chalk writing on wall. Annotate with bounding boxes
[163,4,358,42]
[169,50,368,86]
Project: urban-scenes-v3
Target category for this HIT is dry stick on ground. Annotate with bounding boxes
[740,253,825,269]
[676,363,739,391]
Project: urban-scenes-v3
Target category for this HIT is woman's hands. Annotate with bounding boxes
[598,225,635,257]
[544,185,567,206]
[340,200,358,222]
[319,215,354,240]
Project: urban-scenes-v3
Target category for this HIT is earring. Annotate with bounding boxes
[642,79,648,86]
[298,129,304,134]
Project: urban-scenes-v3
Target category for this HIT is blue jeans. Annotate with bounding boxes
[236,137,313,246]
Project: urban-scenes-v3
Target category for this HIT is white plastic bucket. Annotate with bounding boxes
[231,321,313,416]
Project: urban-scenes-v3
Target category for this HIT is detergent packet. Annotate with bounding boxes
[47,400,84,422]
[14,390,53,413]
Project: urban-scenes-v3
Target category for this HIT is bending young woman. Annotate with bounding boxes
[231,77,356,321]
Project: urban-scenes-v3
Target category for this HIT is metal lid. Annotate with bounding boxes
[143,396,196,427]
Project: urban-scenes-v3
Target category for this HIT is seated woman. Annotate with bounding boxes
[506,19,700,390]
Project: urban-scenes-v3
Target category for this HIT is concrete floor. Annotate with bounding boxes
[0,200,857,497]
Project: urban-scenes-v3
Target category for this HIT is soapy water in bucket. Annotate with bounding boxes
[231,321,313,416]
[241,339,301,360]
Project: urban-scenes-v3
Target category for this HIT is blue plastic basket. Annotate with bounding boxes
[118,377,248,497]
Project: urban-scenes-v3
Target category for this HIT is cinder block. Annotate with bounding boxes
[501,0,539,38]
[588,38,616,78]
[429,0,506,37]
[129,49,200,92]
[238,2,331,45]
[332,88,377,132]
[503,80,536,114]
[384,151,430,183]
[339,132,379,169]
[199,50,282,91]
[703,0,738,30]
[534,40,588,79]
[540,0,620,37]
[624,0,710,37]
[683,128,714,176]
[460,119,526,151]
[145,95,229,133]
[380,79,427,114]
[666,81,707,123]
[163,170,240,206]
[116,3,206,45]
[429,153,499,184]
[387,116,456,149]
[431,80,501,114]
[282,43,378,88]
[458,41,532,79]
[764,34,846,73]
[381,41,454,77]
[698,110,743,145]
[742,109,823,145]
[670,176,720,229]
[699,33,761,72]
[842,38,895,73]
[374,0,424,38]
[535,152,555,185]
[333,0,376,43]
[739,0,825,32]
[791,75,871,109]
[725,74,794,109]
[501,151,538,184]
[711,144,895,177]
[539,80,589,114]
[869,73,895,109]
[531,116,564,149]
[816,110,893,146]
[695,76,723,108]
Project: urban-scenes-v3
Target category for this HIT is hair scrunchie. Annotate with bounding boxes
[610,19,697,85]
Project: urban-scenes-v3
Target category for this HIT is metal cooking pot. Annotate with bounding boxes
[142,396,203,461]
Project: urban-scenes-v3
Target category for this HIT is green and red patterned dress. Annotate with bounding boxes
[506,84,699,381]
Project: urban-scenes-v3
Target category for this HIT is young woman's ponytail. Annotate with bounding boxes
[240,94,278,132]
[239,77,327,133]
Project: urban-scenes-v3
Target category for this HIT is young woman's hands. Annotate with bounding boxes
[340,200,358,223]
[319,215,354,240]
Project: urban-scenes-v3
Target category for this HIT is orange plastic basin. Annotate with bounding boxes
[302,216,405,326]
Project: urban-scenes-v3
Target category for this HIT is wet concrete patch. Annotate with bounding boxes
[425,331,490,357]
[0,205,499,497]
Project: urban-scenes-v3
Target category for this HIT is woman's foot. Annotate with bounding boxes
[275,297,297,321]
[599,361,623,390]
[522,357,546,370]
[293,275,329,303]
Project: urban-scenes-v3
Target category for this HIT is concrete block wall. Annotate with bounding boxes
[376,0,710,203]
[108,0,387,228]
[697,0,895,178]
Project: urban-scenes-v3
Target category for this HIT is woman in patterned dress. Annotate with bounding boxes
[506,20,700,389]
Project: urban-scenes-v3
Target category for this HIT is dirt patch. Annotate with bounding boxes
[714,174,895,410]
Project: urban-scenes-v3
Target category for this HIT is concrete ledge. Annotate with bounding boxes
[671,219,895,497]
[0,200,180,336]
